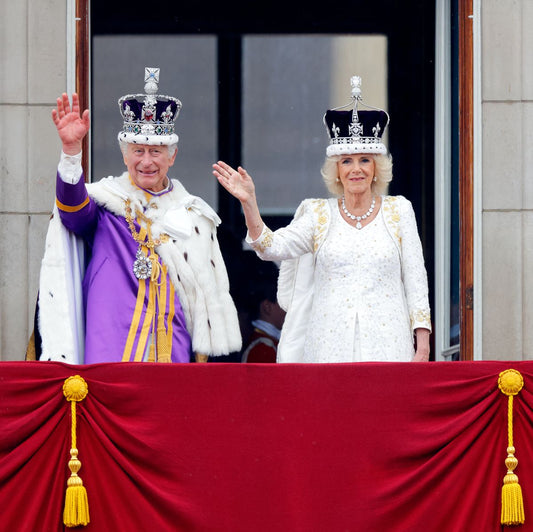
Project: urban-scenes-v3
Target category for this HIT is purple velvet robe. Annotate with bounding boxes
[56,173,192,363]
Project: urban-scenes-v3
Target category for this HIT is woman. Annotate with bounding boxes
[214,76,431,363]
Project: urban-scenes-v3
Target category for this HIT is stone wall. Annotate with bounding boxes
[0,0,66,360]
[481,0,533,359]
[2,0,532,361]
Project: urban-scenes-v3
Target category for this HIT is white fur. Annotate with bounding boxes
[38,207,86,363]
[88,173,241,356]
[39,172,241,363]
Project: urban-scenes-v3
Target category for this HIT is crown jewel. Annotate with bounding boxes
[117,67,182,146]
[323,75,389,156]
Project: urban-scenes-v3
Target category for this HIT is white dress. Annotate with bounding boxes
[248,196,431,363]
[304,204,414,362]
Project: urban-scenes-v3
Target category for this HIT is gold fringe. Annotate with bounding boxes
[498,369,525,526]
[155,262,172,363]
[25,330,37,360]
[62,376,90,527]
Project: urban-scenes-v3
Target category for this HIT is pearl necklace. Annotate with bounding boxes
[341,195,376,230]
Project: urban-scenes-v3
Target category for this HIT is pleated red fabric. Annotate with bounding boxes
[1,361,532,531]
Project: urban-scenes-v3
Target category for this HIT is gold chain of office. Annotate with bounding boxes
[124,199,170,249]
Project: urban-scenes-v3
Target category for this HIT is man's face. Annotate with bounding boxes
[123,144,177,192]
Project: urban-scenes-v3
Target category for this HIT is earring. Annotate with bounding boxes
[336,177,340,182]
[373,176,377,182]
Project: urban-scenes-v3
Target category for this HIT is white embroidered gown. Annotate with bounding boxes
[248,196,431,363]
[304,204,414,362]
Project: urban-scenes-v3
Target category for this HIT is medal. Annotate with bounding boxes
[133,247,152,280]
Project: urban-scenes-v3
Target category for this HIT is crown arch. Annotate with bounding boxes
[73,0,474,360]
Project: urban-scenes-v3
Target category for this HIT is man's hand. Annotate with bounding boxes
[51,93,90,155]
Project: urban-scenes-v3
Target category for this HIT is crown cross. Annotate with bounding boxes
[349,120,363,138]
[144,68,160,95]
[141,94,157,122]
[142,106,155,121]
[145,68,159,82]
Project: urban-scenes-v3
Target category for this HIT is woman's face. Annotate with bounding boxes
[337,153,375,195]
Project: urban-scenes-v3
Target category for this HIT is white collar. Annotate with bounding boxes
[251,319,281,340]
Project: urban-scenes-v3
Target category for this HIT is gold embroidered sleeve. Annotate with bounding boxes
[255,227,274,253]
[410,309,432,331]
[246,199,318,260]
[311,199,329,253]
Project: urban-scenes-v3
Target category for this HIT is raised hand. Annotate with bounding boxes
[213,161,256,204]
[51,93,90,155]
[213,160,264,240]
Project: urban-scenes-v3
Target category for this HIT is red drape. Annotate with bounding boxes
[1,361,533,532]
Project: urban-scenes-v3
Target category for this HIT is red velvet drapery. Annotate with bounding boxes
[1,361,532,531]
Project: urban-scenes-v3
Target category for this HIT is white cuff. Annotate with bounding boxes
[245,224,268,245]
[58,151,83,184]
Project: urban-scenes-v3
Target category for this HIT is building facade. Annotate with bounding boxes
[0,0,530,361]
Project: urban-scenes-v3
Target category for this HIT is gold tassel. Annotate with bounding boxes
[62,375,90,527]
[148,343,156,362]
[156,324,172,363]
[498,369,525,526]
[154,260,172,363]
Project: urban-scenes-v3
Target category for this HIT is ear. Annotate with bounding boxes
[168,148,178,167]
[122,144,131,166]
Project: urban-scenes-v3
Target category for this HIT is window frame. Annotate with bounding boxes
[71,0,476,360]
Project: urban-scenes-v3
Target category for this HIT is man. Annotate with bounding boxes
[37,67,241,363]
[241,261,286,363]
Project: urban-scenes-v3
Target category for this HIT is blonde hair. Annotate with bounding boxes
[320,153,393,196]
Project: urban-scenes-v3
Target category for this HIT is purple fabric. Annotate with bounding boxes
[56,173,192,363]
[120,97,179,122]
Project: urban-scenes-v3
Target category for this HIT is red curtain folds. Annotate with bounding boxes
[1,361,532,532]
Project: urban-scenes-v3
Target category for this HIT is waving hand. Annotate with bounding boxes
[213,160,264,240]
[213,161,256,203]
[51,93,90,155]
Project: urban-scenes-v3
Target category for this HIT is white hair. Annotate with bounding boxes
[118,139,178,157]
[320,153,393,196]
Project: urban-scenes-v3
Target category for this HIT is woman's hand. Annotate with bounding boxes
[213,160,264,240]
[51,93,90,155]
[213,161,256,205]
[413,328,430,362]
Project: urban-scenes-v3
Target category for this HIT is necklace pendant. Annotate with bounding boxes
[341,195,376,229]
[133,247,152,280]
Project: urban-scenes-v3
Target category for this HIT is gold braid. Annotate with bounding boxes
[124,200,170,249]
[124,199,173,362]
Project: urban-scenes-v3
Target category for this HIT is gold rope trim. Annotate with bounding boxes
[122,226,149,362]
[498,369,525,526]
[138,275,156,361]
[62,375,90,527]
[164,278,176,362]
[122,207,173,362]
